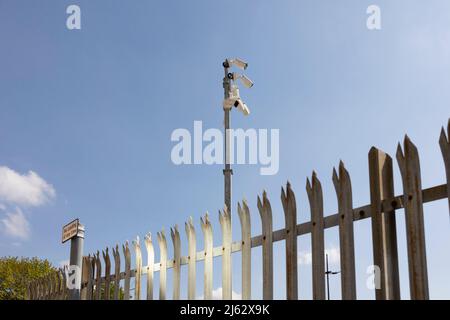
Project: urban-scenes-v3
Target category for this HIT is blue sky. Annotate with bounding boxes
[0,0,449,299]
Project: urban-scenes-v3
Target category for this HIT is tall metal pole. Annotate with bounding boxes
[223,65,232,216]
[69,224,84,300]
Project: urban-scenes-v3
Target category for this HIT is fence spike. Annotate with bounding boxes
[144,233,154,300]
[396,136,429,299]
[201,212,213,300]
[33,280,38,300]
[111,245,121,300]
[170,225,181,300]
[82,256,93,300]
[33,280,37,300]
[219,205,232,300]
[48,273,53,299]
[157,229,168,300]
[30,281,34,300]
[122,241,131,300]
[48,273,55,300]
[369,147,400,300]
[56,271,61,300]
[59,268,67,300]
[439,119,450,216]
[257,191,273,300]
[133,237,142,300]
[306,171,326,300]
[56,271,62,300]
[53,271,60,300]
[36,279,40,300]
[40,277,46,300]
[281,181,298,300]
[185,217,197,300]
[38,278,43,300]
[41,275,48,300]
[43,277,48,300]
[102,248,111,300]
[44,275,49,300]
[28,281,33,300]
[333,161,357,300]
[35,280,40,300]
[55,271,60,300]
[94,251,102,300]
[26,282,31,300]
[238,200,251,300]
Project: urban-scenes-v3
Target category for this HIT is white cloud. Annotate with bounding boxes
[197,287,242,300]
[298,245,340,266]
[0,166,56,207]
[0,166,56,241]
[1,207,30,240]
[326,246,340,265]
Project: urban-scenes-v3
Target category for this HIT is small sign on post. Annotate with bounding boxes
[62,218,84,300]
[62,219,80,244]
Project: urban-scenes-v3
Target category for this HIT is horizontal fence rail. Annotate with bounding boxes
[29,119,450,300]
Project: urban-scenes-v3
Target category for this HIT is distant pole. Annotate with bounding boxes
[68,224,84,300]
[326,254,330,300]
[325,253,340,300]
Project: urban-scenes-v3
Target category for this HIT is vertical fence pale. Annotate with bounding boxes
[281,182,298,300]
[220,206,232,299]
[369,147,400,300]
[133,237,142,300]
[171,226,181,300]
[144,233,154,300]
[333,161,356,300]
[201,213,213,300]
[257,191,273,300]
[439,120,450,215]
[238,200,251,300]
[396,136,429,300]
[157,230,167,300]
[112,245,120,300]
[306,171,326,300]
[103,248,111,300]
[185,217,197,300]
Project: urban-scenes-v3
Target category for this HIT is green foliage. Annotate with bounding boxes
[0,256,56,300]
[99,282,125,300]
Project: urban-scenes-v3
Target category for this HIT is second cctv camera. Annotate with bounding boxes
[234,99,250,116]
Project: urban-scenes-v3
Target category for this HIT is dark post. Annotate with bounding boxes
[69,224,84,300]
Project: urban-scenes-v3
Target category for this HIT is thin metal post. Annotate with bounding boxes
[223,66,232,217]
[325,253,340,300]
[69,224,84,300]
[326,254,330,300]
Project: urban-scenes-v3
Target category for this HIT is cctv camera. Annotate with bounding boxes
[234,99,250,116]
[228,58,248,70]
[229,73,254,89]
[239,74,254,88]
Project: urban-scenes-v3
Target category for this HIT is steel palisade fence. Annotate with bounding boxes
[28,119,450,300]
